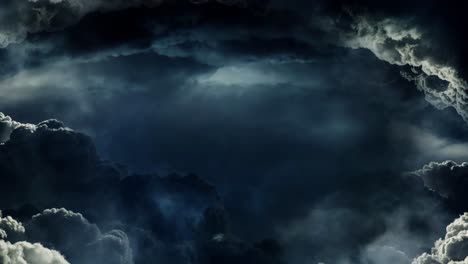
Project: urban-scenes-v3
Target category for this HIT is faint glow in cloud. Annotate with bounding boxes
[395,123,468,164]
[198,64,285,86]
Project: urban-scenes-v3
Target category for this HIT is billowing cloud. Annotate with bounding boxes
[0,113,34,143]
[342,16,468,121]
[27,208,133,264]
[412,160,468,201]
[0,240,69,264]
[0,212,25,242]
[341,16,468,122]
[1,208,133,264]
[0,211,69,264]
[413,213,468,264]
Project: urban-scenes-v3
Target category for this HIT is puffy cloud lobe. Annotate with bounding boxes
[0,240,69,264]
[0,113,34,143]
[341,16,468,122]
[0,212,25,242]
[0,113,120,209]
[412,160,468,201]
[26,208,133,264]
[0,210,69,264]
[413,213,468,264]
[0,207,133,264]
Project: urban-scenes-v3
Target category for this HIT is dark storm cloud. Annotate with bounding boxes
[412,161,468,212]
[0,113,286,264]
[1,1,468,264]
[3,0,466,128]
[27,208,133,264]
[0,112,35,142]
[0,0,328,76]
[44,48,459,263]
[0,40,456,264]
[0,0,165,47]
[278,171,452,264]
[0,207,133,264]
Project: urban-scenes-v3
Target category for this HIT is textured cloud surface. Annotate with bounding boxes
[0,207,133,264]
[0,212,25,242]
[413,213,468,264]
[27,208,133,264]
[0,240,69,264]
[0,113,34,143]
[341,16,468,121]
[412,161,468,201]
[0,211,69,264]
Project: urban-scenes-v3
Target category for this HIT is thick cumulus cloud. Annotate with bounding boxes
[27,208,133,264]
[0,212,25,242]
[0,114,107,209]
[0,211,69,264]
[1,207,133,264]
[413,213,468,264]
[0,240,69,264]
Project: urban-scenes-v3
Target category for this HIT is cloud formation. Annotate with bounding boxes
[0,211,69,264]
[341,16,468,122]
[412,161,468,201]
[0,0,271,49]
[1,207,133,264]
[0,112,286,264]
[0,0,166,47]
[0,240,69,264]
[0,113,34,143]
[27,208,133,264]
[0,212,25,243]
[413,213,468,264]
